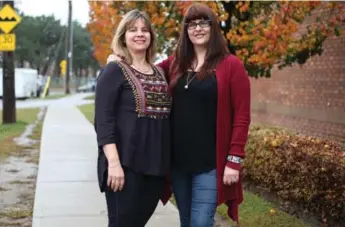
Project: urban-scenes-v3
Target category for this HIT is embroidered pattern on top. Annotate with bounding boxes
[117,61,171,119]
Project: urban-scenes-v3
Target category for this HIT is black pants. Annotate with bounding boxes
[104,167,165,227]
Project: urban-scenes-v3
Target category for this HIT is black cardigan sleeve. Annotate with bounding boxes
[94,62,124,148]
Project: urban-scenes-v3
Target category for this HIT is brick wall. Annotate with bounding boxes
[250,34,345,143]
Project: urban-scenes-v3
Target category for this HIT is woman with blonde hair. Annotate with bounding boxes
[94,9,172,227]
[108,3,251,227]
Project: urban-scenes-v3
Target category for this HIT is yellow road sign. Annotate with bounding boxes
[0,4,22,34]
[0,33,15,51]
[60,60,67,76]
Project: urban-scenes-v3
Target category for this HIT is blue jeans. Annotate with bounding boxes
[171,168,217,227]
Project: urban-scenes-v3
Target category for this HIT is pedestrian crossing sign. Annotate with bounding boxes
[0,4,22,34]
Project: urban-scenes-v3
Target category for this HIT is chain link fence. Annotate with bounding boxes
[49,76,93,90]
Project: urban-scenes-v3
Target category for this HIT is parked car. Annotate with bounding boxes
[77,78,97,93]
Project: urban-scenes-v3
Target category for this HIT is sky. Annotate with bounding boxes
[16,0,90,26]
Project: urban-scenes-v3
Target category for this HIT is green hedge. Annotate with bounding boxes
[243,125,345,224]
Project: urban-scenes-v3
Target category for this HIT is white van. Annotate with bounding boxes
[0,68,38,99]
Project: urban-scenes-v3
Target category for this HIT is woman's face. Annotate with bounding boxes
[125,18,151,54]
[187,18,211,47]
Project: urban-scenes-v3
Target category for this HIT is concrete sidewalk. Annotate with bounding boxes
[32,104,179,227]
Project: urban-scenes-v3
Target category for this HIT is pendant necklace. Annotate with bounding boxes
[184,71,197,90]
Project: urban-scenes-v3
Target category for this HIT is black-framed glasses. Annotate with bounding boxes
[186,20,211,30]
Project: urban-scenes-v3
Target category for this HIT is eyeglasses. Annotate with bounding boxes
[186,20,211,30]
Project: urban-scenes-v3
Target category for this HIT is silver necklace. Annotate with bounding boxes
[131,64,151,73]
[184,72,197,89]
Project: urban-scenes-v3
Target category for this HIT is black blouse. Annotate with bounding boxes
[94,62,171,192]
[171,71,217,174]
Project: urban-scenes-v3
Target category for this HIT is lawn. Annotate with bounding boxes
[78,103,311,227]
[217,191,310,227]
[84,94,95,100]
[78,103,94,124]
[0,107,45,227]
[0,108,40,159]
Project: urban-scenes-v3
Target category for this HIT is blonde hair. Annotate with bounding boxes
[111,9,156,64]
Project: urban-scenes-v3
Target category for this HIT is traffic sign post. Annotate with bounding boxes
[0,2,21,124]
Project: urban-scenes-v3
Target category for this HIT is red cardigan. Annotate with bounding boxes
[158,54,251,222]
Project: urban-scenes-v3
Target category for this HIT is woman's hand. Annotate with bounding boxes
[107,161,125,192]
[107,54,122,64]
[223,166,239,185]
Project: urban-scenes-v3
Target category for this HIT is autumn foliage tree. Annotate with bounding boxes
[87,1,344,77]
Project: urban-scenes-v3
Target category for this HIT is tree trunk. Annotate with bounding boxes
[41,47,56,76]
[47,29,66,77]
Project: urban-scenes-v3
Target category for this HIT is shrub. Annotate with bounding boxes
[243,125,345,224]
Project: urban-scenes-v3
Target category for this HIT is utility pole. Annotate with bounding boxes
[1,1,16,124]
[48,29,65,76]
[65,0,72,94]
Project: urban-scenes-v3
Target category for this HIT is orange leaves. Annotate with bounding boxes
[87,1,344,76]
[87,1,227,66]
[236,1,250,13]
[144,2,169,26]
[206,2,228,21]
[279,1,321,21]
[174,1,193,15]
[227,1,344,73]
[87,1,123,66]
[151,14,164,26]
[88,1,181,65]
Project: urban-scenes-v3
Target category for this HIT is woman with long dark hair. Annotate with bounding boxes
[107,3,250,226]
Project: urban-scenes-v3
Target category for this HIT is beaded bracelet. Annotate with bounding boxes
[227,155,243,164]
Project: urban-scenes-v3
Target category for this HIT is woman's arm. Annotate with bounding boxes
[95,62,123,168]
[156,55,175,80]
[227,57,251,171]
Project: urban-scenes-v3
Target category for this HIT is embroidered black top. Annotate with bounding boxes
[171,71,217,174]
[94,62,171,192]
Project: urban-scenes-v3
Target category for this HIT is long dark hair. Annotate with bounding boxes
[170,3,229,87]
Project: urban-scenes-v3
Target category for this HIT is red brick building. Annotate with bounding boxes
[250,34,345,143]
